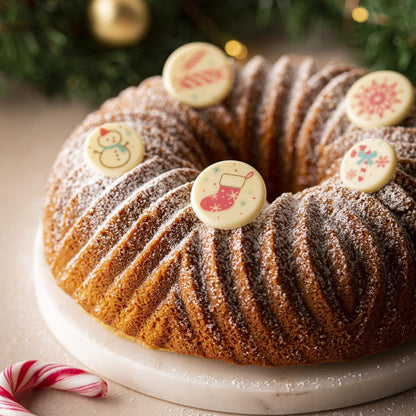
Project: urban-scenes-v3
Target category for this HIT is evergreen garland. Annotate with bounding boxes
[0,0,415,104]
[349,0,416,74]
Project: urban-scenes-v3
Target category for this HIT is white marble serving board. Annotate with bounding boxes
[33,227,416,415]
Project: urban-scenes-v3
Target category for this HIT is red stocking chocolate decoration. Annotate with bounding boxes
[200,171,254,212]
[191,161,266,230]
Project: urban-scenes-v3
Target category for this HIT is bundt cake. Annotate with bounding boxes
[42,48,416,366]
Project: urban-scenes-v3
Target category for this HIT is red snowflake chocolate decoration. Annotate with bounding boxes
[345,71,414,128]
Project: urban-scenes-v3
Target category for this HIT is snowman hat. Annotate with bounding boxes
[100,128,110,136]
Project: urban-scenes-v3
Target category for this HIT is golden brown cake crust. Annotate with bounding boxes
[43,55,416,366]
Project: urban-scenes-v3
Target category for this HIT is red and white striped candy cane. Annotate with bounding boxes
[350,144,370,182]
[0,360,108,415]
[357,160,368,182]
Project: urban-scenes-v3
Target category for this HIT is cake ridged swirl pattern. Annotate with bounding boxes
[43,55,416,366]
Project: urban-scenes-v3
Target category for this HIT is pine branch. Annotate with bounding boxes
[0,0,415,103]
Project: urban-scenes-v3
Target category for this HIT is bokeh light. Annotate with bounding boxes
[224,40,248,60]
[352,6,369,23]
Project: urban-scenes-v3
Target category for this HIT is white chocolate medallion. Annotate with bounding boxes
[340,138,397,193]
[345,70,414,128]
[162,42,234,108]
[84,123,144,177]
[191,160,266,229]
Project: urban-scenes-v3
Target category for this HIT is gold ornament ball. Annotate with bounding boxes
[89,0,150,47]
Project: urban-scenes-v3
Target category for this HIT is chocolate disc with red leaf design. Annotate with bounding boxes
[345,71,415,128]
[340,138,397,193]
[162,42,234,108]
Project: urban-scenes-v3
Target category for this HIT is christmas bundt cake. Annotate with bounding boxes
[42,43,416,366]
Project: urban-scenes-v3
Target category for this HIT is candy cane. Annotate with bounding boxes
[0,360,107,416]
[357,160,368,182]
[350,144,368,159]
[350,144,377,182]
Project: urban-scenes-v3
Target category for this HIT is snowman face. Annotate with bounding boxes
[98,131,122,147]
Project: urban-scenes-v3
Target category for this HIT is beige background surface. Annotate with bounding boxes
[1,32,416,415]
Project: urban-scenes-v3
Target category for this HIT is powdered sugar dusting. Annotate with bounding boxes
[42,54,416,366]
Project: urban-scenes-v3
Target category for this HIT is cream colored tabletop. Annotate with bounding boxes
[1,33,416,415]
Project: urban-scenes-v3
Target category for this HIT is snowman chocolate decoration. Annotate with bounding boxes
[96,127,131,168]
[84,123,144,177]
